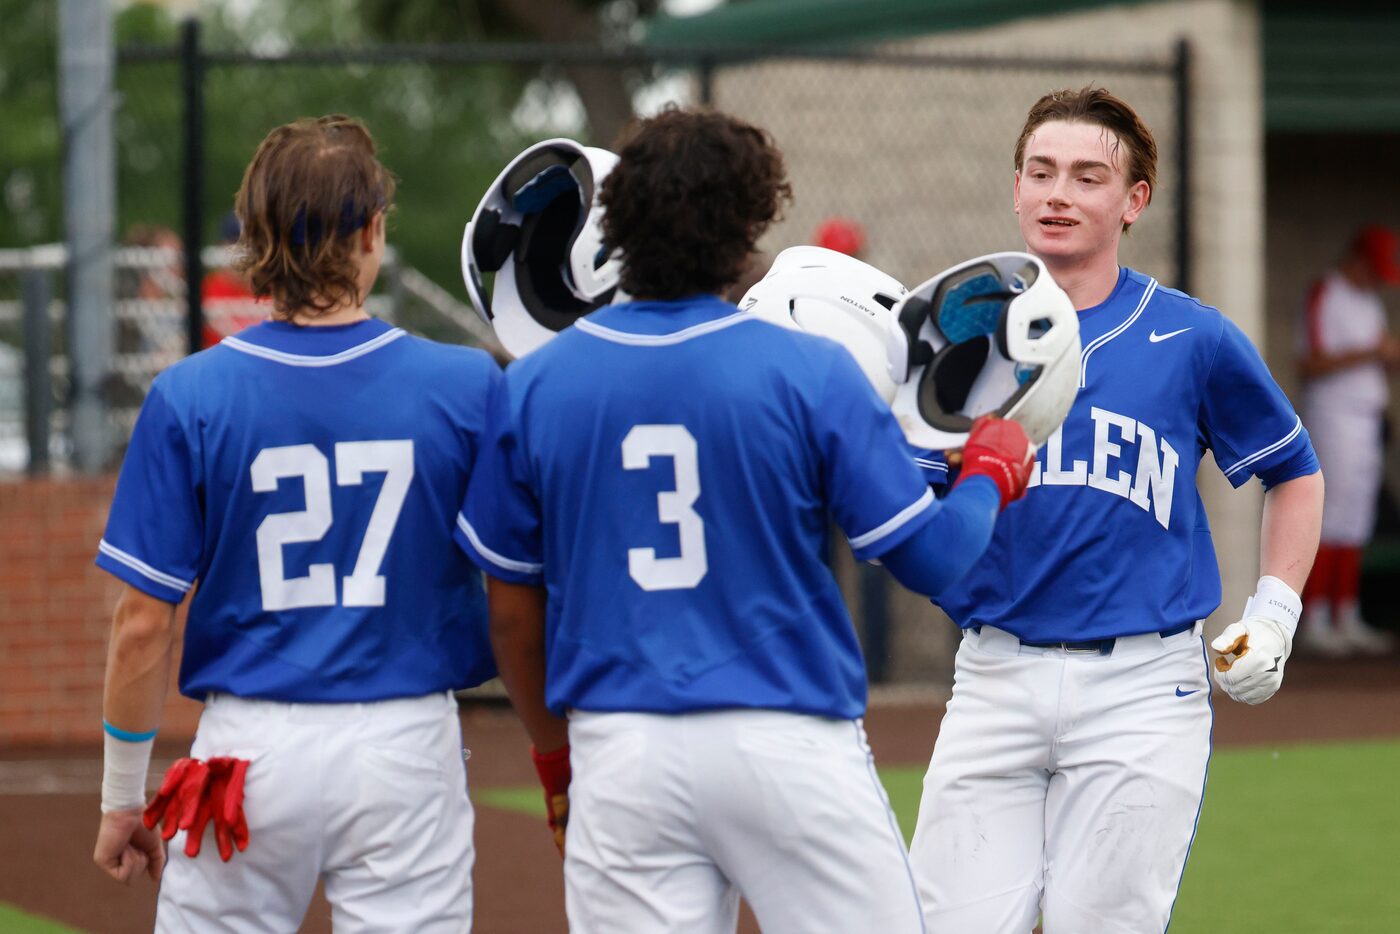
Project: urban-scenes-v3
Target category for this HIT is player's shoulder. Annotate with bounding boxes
[395,332,500,380]
[147,340,234,400]
[1133,268,1229,344]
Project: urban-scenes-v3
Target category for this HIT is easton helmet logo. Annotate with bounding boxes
[839,294,877,318]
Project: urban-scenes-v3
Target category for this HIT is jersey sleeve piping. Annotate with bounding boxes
[848,487,935,551]
[455,512,543,575]
[1220,416,1303,480]
[96,539,194,594]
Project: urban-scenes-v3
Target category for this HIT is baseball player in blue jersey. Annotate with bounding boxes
[92,116,497,931]
[904,88,1325,933]
[456,108,1036,933]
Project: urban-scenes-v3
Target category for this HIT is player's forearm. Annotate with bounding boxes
[103,586,178,733]
[486,576,569,753]
[1258,470,1324,593]
[879,476,1000,598]
[1299,347,1381,379]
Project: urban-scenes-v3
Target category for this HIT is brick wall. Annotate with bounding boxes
[0,477,202,746]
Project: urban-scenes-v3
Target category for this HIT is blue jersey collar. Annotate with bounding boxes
[582,295,742,337]
[221,317,407,365]
[1074,267,1131,323]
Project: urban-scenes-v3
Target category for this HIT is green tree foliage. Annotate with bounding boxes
[0,0,610,299]
[356,0,661,145]
[114,0,549,297]
[0,0,61,248]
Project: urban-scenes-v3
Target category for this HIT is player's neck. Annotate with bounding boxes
[1038,253,1122,311]
[287,297,371,327]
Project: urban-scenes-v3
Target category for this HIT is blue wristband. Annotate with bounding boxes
[103,720,158,743]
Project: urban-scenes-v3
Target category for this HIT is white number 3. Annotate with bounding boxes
[622,424,707,591]
[250,440,414,611]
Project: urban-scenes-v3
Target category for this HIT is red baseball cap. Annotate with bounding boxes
[1353,225,1400,285]
[813,217,866,257]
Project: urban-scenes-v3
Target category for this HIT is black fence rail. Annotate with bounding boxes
[114,30,1189,359]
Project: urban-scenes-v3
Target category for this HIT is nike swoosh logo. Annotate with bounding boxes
[1149,327,1192,343]
[1175,686,1199,697]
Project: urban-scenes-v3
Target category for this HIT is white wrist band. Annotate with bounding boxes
[1244,575,1302,639]
[101,733,154,813]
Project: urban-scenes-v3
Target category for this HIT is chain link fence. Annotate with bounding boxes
[4,35,1186,687]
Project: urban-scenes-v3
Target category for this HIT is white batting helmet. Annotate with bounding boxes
[739,246,907,403]
[461,138,622,358]
[887,252,1080,449]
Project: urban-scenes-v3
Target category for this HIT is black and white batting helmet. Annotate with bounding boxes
[740,246,907,403]
[887,252,1080,449]
[461,139,621,358]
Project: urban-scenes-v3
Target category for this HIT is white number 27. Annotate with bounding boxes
[622,425,707,591]
[250,440,414,611]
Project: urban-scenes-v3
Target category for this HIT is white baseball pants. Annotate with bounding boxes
[908,624,1212,934]
[155,691,475,933]
[1305,406,1382,546]
[564,709,925,934]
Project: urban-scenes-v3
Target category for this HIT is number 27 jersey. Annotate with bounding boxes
[96,319,498,702]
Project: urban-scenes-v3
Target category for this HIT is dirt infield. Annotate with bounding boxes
[2,654,1397,934]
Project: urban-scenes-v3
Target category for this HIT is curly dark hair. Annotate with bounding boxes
[600,107,792,300]
[233,114,396,319]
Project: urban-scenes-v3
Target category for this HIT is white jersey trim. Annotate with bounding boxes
[848,487,935,551]
[98,539,194,593]
[456,513,543,575]
[576,312,753,347]
[1221,416,1303,480]
[222,328,407,367]
[1079,277,1157,388]
[914,458,948,474]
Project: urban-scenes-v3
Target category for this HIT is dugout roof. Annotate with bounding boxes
[645,0,1400,132]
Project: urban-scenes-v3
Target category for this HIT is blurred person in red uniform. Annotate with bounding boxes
[1297,224,1400,655]
[201,212,266,347]
[814,216,866,258]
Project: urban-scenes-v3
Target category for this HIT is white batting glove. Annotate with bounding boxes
[1210,575,1301,705]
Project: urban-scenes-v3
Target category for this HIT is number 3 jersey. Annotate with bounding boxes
[932,267,1320,643]
[457,295,938,720]
[96,318,498,702]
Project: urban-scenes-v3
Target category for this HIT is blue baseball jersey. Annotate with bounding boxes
[457,295,937,719]
[935,268,1319,642]
[97,318,498,702]
[910,447,950,494]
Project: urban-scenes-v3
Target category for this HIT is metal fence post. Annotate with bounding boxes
[698,56,715,106]
[21,267,53,476]
[181,17,206,356]
[1174,38,1192,295]
[59,0,115,473]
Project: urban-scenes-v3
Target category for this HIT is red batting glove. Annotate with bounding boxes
[208,757,251,862]
[530,745,571,859]
[142,757,195,833]
[180,779,216,858]
[143,756,251,861]
[143,757,210,842]
[953,415,1035,509]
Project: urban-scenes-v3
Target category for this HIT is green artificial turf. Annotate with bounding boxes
[1168,738,1400,933]
[0,904,81,934]
[481,738,1400,931]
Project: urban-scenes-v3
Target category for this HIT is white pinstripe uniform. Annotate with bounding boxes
[1299,270,1389,545]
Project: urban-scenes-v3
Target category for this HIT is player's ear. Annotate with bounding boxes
[1013,170,1023,215]
[1122,179,1149,227]
[358,211,384,254]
